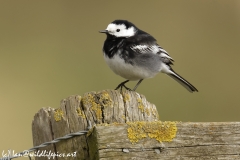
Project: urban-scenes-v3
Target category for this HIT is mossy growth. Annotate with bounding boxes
[54,109,64,122]
[127,121,177,144]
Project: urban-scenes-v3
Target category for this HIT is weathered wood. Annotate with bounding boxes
[32,90,159,160]
[32,90,240,160]
[32,107,56,157]
[90,122,240,160]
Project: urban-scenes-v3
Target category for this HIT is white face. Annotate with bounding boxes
[106,23,136,38]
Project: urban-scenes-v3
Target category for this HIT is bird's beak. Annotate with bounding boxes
[99,30,108,33]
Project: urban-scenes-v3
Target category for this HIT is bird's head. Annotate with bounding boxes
[99,20,138,38]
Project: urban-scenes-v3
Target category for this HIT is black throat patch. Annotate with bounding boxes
[103,35,126,58]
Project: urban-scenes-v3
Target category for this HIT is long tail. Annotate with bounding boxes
[161,63,198,92]
[159,52,198,92]
[166,69,198,92]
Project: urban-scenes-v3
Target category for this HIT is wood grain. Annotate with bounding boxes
[32,90,159,160]
[91,122,240,160]
[32,90,240,159]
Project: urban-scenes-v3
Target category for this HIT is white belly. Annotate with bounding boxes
[104,54,158,81]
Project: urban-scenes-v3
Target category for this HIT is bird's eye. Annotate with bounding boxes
[116,29,120,32]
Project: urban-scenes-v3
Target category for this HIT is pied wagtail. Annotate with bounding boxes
[100,20,198,92]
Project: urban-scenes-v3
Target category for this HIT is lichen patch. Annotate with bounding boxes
[76,107,86,118]
[127,121,177,144]
[54,109,64,121]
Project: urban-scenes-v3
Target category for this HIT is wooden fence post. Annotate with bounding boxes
[32,90,240,160]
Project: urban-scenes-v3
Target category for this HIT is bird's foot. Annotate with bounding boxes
[115,84,132,92]
[122,84,132,91]
[115,80,132,92]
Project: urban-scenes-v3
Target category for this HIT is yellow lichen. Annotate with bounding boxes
[98,91,113,107]
[123,93,130,102]
[97,123,109,126]
[76,107,86,118]
[87,127,94,137]
[127,121,177,144]
[82,93,102,120]
[137,98,144,113]
[151,107,159,119]
[127,121,147,143]
[136,98,153,117]
[54,109,64,121]
[145,108,150,116]
[82,92,113,121]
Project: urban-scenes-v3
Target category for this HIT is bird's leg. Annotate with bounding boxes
[122,84,132,91]
[132,79,143,91]
[115,80,130,91]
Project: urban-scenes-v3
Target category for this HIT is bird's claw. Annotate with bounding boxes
[115,84,132,92]
[115,80,131,92]
[122,85,132,91]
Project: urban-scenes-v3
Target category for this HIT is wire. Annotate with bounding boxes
[0,121,92,160]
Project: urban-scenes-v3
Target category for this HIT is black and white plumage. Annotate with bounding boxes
[100,20,198,92]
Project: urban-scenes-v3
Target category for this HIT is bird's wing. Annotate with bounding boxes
[129,43,174,65]
[126,31,174,65]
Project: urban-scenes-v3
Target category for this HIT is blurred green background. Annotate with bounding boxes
[0,0,240,158]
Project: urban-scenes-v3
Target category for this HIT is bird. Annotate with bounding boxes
[99,20,198,92]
